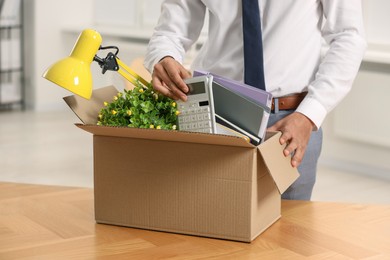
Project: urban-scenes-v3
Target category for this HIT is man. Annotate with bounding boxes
[144,0,366,200]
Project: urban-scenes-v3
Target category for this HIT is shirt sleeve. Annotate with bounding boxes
[296,0,367,129]
[144,0,206,73]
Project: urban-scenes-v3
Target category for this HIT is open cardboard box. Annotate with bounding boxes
[64,86,299,242]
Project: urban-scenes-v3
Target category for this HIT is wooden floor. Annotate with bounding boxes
[1,182,390,259]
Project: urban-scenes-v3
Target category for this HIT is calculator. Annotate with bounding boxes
[177,75,216,133]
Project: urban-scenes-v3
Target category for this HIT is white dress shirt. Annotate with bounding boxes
[144,0,367,128]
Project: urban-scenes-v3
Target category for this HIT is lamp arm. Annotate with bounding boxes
[115,58,149,88]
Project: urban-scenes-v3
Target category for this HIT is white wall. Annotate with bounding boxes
[320,0,390,179]
[26,0,165,111]
[320,62,390,179]
[362,0,390,43]
[25,0,94,111]
[25,0,390,179]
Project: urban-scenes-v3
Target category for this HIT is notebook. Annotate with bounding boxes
[211,81,270,143]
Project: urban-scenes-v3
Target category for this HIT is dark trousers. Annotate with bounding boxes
[267,110,323,200]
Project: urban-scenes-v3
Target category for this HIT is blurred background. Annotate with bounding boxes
[1,0,390,204]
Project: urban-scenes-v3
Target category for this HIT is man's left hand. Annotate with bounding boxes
[267,112,315,168]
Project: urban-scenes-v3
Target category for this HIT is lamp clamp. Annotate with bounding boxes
[93,45,120,74]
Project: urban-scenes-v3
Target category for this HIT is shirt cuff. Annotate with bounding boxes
[295,96,328,130]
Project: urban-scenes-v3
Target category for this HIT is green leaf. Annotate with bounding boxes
[97,80,178,129]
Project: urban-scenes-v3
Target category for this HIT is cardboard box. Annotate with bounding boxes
[64,86,299,242]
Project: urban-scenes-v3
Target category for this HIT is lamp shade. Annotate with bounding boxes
[43,29,103,99]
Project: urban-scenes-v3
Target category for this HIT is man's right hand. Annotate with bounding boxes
[152,56,191,101]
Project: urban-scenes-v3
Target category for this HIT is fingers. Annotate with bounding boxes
[291,146,305,168]
[152,57,191,101]
[151,74,176,100]
[267,112,313,168]
[281,132,306,168]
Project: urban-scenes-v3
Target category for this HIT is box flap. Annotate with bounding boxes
[77,124,254,148]
[258,131,300,194]
[63,85,119,124]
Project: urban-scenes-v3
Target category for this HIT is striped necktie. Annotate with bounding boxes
[242,0,266,90]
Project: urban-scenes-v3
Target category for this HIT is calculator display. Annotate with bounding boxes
[187,82,206,95]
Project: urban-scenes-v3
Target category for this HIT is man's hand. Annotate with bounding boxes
[152,56,191,101]
[267,112,315,168]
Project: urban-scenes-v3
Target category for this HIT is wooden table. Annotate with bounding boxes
[0,182,389,259]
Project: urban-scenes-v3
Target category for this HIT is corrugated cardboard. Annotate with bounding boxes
[64,86,299,242]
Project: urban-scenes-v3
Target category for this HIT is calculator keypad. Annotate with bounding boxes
[178,103,213,133]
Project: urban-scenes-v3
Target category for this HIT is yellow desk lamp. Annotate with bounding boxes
[43,29,148,99]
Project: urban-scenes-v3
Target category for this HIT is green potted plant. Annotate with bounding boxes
[97,81,179,130]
